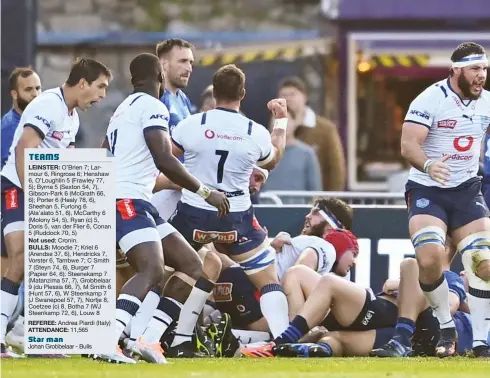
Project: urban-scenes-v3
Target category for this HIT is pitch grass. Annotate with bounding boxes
[2,357,490,378]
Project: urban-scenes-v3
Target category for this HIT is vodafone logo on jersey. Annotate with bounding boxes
[204,129,243,141]
[453,136,474,152]
[437,120,457,129]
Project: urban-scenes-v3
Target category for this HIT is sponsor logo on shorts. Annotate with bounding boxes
[236,304,246,313]
[361,309,375,326]
[193,229,237,244]
[437,119,457,129]
[51,131,64,141]
[409,109,430,120]
[5,188,18,210]
[416,198,429,208]
[214,282,233,302]
[116,199,137,220]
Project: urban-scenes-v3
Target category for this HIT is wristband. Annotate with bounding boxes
[273,118,288,130]
[196,183,211,199]
[423,159,433,173]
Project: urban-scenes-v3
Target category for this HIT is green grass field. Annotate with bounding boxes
[2,357,490,378]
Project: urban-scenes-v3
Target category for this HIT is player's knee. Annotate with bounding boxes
[400,257,418,273]
[458,231,490,284]
[201,250,222,282]
[282,265,309,285]
[318,273,337,290]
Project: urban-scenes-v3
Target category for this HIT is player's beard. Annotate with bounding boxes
[303,222,326,237]
[458,72,482,100]
[17,95,30,111]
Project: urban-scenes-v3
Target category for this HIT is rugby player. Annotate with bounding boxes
[0,58,111,359]
[96,53,228,364]
[127,39,197,346]
[1,67,41,351]
[166,64,289,356]
[401,42,490,357]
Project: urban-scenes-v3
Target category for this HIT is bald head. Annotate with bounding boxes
[130,53,164,87]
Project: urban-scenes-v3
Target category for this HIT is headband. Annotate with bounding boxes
[253,165,269,181]
[452,54,489,68]
[314,204,344,230]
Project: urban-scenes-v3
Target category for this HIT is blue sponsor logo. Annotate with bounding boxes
[150,114,169,121]
[34,115,51,128]
[409,110,430,120]
[416,198,429,208]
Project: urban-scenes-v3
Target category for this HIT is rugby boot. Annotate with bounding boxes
[166,341,207,358]
[193,324,215,356]
[0,343,22,358]
[473,344,490,358]
[125,337,167,364]
[273,342,332,358]
[93,345,137,364]
[370,339,412,357]
[240,341,275,358]
[434,327,458,358]
[206,312,239,357]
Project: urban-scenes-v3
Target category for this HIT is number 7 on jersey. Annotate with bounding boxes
[215,150,229,183]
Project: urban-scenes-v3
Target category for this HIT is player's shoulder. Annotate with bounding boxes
[132,93,169,112]
[480,88,490,103]
[31,88,66,109]
[178,111,204,126]
[416,78,449,101]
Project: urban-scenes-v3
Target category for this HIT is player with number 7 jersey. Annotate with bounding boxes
[167,64,291,356]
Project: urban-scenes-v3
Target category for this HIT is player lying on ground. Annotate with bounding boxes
[163,64,290,357]
[0,58,112,359]
[241,238,472,358]
[200,198,357,356]
[401,41,490,358]
[96,53,229,364]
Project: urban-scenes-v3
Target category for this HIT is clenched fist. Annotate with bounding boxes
[267,98,288,119]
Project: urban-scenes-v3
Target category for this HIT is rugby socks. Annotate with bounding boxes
[259,284,290,338]
[274,315,310,345]
[0,278,20,344]
[171,277,214,347]
[129,288,161,344]
[467,288,490,348]
[393,317,416,347]
[231,329,272,345]
[113,294,141,348]
[419,275,455,329]
[141,296,182,344]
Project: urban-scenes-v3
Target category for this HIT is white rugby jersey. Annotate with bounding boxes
[1,87,79,188]
[405,78,490,187]
[172,108,272,211]
[106,93,170,201]
[275,235,336,281]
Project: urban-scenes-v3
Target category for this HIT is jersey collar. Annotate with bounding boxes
[215,107,239,113]
[446,77,472,107]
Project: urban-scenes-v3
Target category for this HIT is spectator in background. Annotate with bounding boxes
[200,84,216,112]
[273,76,346,191]
[261,109,322,200]
[1,67,41,168]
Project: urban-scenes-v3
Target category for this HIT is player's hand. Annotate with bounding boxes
[427,155,450,185]
[267,98,288,119]
[382,279,400,295]
[271,231,292,252]
[205,190,230,217]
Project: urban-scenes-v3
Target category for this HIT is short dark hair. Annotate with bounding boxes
[65,58,112,87]
[450,42,486,76]
[129,53,162,85]
[279,76,307,94]
[451,42,486,63]
[9,66,35,91]
[212,64,245,102]
[313,197,354,231]
[156,38,194,58]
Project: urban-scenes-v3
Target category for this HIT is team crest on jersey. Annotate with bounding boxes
[213,283,233,302]
[51,131,64,141]
[193,229,237,244]
[437,120,457,129]
[416,198,430,208]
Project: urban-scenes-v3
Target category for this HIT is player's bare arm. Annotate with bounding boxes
[14,126,43,190]
[153,174,182,193]
[401,122,450,185]
[145,128,230,216]
[258,99,288,171]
